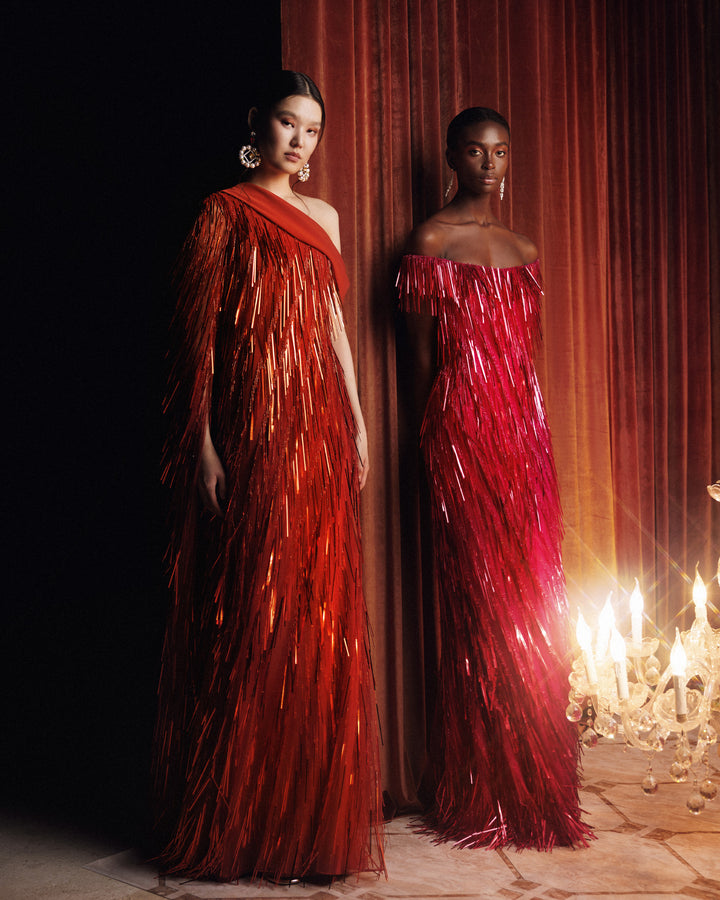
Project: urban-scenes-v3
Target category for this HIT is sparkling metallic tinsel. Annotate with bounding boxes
[398,254,593,850]
[155,185,385,881]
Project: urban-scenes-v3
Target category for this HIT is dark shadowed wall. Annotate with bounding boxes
[4,0,280,838]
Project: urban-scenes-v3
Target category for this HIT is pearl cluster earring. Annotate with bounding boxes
[239,132,261,169]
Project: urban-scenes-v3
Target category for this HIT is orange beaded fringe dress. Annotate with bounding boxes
[154,184,385,881]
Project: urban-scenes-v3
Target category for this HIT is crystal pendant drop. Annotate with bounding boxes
[700,779,718,801]
[644,656,661,686]
[698,724,717,745]
[670,761,688,783]
[594,713,617,739]
[581,728,598,749]
[641,773,659,795]
[565,701,583,723]
[675,743,692,770]
[687,790,705,815]
[650,731,665,752]
[636,714,655,742]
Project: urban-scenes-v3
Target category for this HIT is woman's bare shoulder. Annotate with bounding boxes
[301,195,341,248]
[405,216,452,258]
[512,231,539,264]
[302,194,338,227]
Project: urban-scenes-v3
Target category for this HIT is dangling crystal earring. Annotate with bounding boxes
[444,171,456,200]
[297,163,310,183]
[239,132,261,169]
[499,177,505,200]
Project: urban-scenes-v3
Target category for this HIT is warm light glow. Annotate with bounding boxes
[576,610,599,686]
[610,625,630,700]
[629,578,644,646]
[629,579,644,615]
[567,559,719,805]
[576,611,592,651]
[693,568,707,611]
[670,627,688,676]
[609,626,627,663]
[595,593,615,659]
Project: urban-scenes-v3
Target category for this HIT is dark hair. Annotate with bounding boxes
[250,70,326,140]
[446,107,510,151]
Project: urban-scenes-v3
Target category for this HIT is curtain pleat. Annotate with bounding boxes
[282,0,719,808]
[606,0,718,632]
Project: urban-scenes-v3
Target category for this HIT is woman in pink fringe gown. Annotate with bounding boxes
[397,107,592,850]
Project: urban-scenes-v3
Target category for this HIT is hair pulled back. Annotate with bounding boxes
[250,70,326,140]
[446,107,510,151]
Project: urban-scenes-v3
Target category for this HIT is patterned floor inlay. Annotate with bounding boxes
[85,738,720,899]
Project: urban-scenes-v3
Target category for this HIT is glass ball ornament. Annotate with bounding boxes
[686,790,705,815]
[670,761,689,783]
[649,730,665,752]
[581,727,599,749]
[594,713,618,739]
[700,779,718,801]
[644,656,661,686]
[641,773,659,795]
[636,713,656,742]
[674,745,693,769]
[565,701,583,723]
[698,724,717,746]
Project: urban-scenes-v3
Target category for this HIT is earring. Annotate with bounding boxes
[297,163,310,183]
[444,171,456,200]
[239,132,261,169]
[499,177,505,200]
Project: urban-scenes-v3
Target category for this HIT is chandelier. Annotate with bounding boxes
[567,481,720,814]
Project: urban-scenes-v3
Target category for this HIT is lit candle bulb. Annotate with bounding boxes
[693,568,707,622]
[576,611,598,687]
[595,593,615,660]
[629,578,643,648]
[610,626,629,700]
[670,627,688,723]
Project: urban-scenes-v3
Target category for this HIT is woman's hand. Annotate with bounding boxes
[356,424,369,491]
[198,433,226,517]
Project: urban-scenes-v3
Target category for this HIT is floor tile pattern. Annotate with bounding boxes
[85,739,720,899]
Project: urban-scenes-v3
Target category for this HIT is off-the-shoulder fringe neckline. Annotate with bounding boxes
[403,253,540,273]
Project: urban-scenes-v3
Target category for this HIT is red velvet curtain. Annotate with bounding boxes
[606,0,719,630]
[282,0,720,807]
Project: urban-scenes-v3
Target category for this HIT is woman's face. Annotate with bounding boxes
[448,121,510,195]
[256,94,323,178]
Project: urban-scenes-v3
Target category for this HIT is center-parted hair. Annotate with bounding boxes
[250,70,326,140]
[446,107,510,151]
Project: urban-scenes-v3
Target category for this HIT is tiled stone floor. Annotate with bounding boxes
[4,739,720,899]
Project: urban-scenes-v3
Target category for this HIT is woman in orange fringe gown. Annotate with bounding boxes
[153,71,384,883]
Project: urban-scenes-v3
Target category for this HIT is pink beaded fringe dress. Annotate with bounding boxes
[154,184,385,881]
[398,254,592,850]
